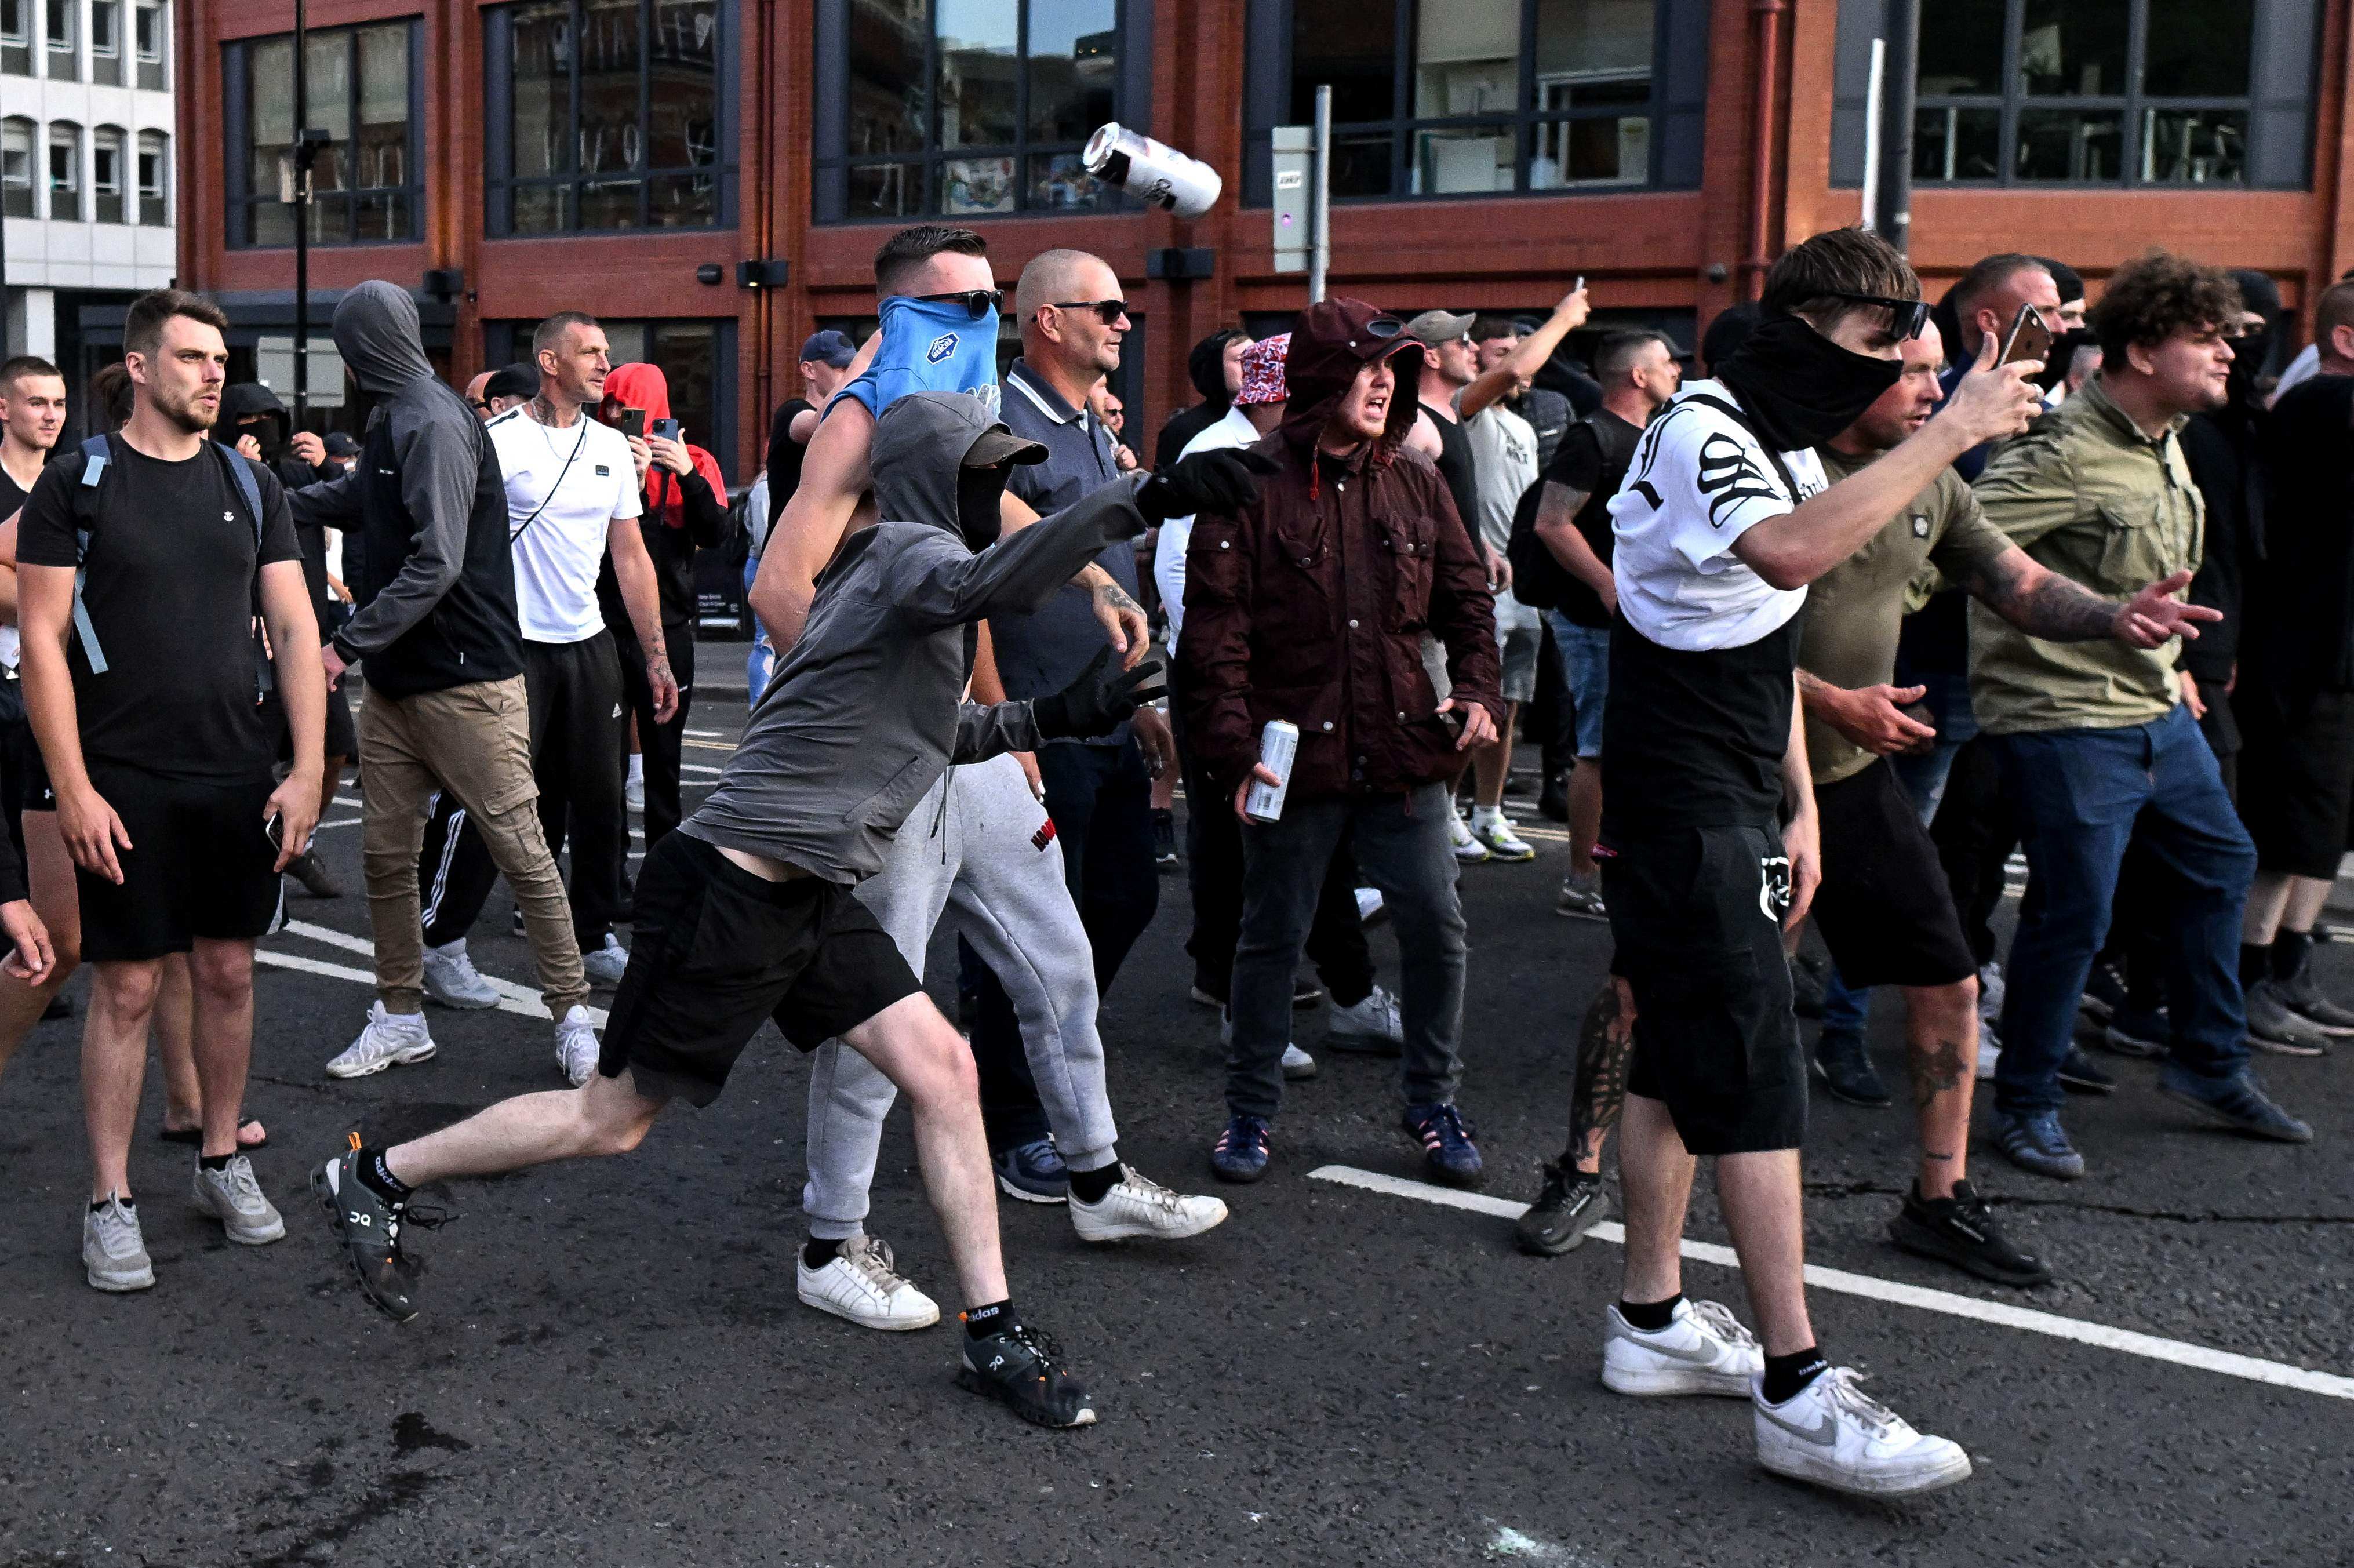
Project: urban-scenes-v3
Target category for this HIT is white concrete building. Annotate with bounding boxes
[0,0,174,376]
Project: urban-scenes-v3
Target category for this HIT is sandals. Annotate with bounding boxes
[159,1117,268,1151]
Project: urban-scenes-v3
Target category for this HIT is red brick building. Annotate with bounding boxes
[171,0,2354,479]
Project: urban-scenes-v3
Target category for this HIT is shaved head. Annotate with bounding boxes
[1014,249,1110,323]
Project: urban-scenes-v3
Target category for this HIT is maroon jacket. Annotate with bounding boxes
[1177,298,1502,802]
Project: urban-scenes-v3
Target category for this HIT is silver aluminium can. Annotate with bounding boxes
[1244,719,1299,823]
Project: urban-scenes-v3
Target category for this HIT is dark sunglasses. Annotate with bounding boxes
[1824,292,1931,340]
[1050,299,1131,326]
[911,289,1005,320]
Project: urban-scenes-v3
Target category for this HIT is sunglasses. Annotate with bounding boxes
[1824,292,1931,340]
[911,289,1005,320]
[1050,299,1131,326]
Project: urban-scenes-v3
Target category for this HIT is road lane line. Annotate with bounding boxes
[272,920,608,1025]
[1308,1165,2354,1403]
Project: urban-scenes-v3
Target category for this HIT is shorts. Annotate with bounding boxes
[1548,612,1610,759]
[77,762,285,962]
[599,831,921,1107]
[2235,686,2354,880]
[1809,760,1977,989]
[0,708,28,865]
[1493,589,1544,705]
[1600,824,1802,1155]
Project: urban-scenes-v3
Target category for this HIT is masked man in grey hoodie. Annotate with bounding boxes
[286,282,601,1082]
[312,391,1253,1431]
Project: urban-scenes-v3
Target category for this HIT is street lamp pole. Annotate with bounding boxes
[293,0,310,423]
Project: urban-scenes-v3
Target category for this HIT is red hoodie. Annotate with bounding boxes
[604,361,726,532]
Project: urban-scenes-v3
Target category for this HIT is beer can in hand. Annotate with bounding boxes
[1244,720,1299,823]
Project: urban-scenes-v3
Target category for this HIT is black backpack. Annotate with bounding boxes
[1503,471,1572,612]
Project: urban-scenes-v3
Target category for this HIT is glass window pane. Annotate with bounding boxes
[2015,107,2122,181]
[846,0,924,157]
[2144,0,2254,99]
[1912,104,1999,180]
[2018,1,2128,98]
[936,0,1017,149]
[579,0,644,178]
[1290,0,1396,124]
[356,26,409,197]
[1531,0,1653,112]
[1327,128,1393,197]
[1416,0,1516,118]
[649,168,717,224]
[647,322,717,456]
[511,181,569,232]
[647,1,718,170]
[250,38,294,197]
[1413,126,1512,194]
[2140,107,2247,184]
[512,1,575,177]
[252,199,294,245]
[1527,112,1647,186]
[1028,150,1105,209]
[937,154,1017,213]
[307,34,352,192]
[846,160,922,217]
[580,175,642,227]
[1915,0,2003,96]
[354,188,401,240]
[1027,0,1116,144]
[305,191,348,241]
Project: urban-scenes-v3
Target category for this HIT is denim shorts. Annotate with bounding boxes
[1494,589,1545,704]
[1548,612,1611,759]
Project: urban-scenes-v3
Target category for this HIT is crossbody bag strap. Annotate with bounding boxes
[70,434,111,675]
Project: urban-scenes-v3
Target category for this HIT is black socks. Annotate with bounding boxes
[963,1299,1014,1339]
[2242,942,2273,988]
[1762,1347,1829,1405]
[198,1152,235,1172]
[89,1194,132,1213]
[2275,929,2315,985]
[1618,1294,1681,1332]
[355,1146,412,1205]
[802,1237,842,1271]
[1067,1162,1122,1205]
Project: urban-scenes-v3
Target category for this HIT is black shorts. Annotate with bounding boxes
[77,763,285,962]
[599,832,920,1107]
[1809,761,1977,989]
[1600,824,1803,1156]
[2235,686,2354,880]
[14,719,53,812]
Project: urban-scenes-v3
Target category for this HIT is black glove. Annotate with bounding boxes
[1136,448,1281,523]
[1032,646,1168,741]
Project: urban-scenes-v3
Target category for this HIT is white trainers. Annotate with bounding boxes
[1326,984,1405,1049]
[325,1002,438,1079]
[1469,807,1536,863]
[1069,1165,1229,1243]
[796,1234,940,1331]
[1282,1043,1318,1080]
[1976,1031,2001,1082]
[1556,869,1608,920]
[625,774,645,814]
[1753,1366,1973,1498]
[422,938,501,1010]
[1601,1298,1764,1398]
[1447,805,1491,864]
[191,1154,285,1245]
[555,1005,601,1086]
[83,1194,154,1291]
[1977,962,2006,1021]
[581,933,631,987]
[1354,886,1387,925]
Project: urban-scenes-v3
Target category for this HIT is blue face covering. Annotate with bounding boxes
[833,294,1002,424]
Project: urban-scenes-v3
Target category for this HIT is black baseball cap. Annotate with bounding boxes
[484,362,538,402]
[801,329,858,369]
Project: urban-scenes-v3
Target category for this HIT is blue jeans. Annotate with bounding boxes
[744,554,774,705]
[1888,669,1977,820]
[1545,612,1611,759]
[1991,705,2254,1115]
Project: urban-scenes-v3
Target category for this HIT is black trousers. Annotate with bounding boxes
[1533,616,1577,780]
[419,633,629,949]
[615,617,695,852]
[1929,733,2020,972]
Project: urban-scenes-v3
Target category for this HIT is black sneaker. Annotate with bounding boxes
[311,1142,446,1323]
[1537,772,1569,823]
[1152,809,1179,873]
[2100,1003,2169,1058]
[1515,1161,1610,1256]
[956,1319,1097,1428]
[1811,1029,1891,1108]
[1791,954,1828,1020]
[2078,959,2127,1024]
[2057,1047,2117,1095]
[1887,1180,2051,1287]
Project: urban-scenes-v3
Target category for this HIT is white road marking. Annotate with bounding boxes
[271,919,608,1025]
[309,817,365,832]
[681,762,725,776]
[1308,1165,2354,1403]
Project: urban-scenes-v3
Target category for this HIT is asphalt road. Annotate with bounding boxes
[3,658,2349,1567]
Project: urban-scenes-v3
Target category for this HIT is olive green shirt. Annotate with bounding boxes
[1967,374,2201,734]
[1800,448,2013,785]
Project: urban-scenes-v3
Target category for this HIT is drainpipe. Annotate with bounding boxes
[1742,0,1787,300]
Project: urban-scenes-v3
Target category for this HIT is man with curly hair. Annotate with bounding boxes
[1971,252,2313,1180]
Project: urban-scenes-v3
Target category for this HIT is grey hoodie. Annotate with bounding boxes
[682,392,1149,883]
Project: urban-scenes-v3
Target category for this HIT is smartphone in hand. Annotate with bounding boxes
[651,417,681,443]
[1998,301,2053,368]
[619,407,648,439]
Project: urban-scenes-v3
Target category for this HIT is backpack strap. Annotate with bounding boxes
[208,441,277,697]
[70,434,110,675]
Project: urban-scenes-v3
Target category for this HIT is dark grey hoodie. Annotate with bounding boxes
[288,281,523,696]
[682,392,1149,883]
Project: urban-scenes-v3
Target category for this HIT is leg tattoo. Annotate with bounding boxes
[1909,1036,1969,1111]
[1567,977,1636,1170]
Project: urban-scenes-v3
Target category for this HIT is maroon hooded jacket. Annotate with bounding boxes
[1177,297,1501,802]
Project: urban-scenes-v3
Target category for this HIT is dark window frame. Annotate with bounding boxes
[483,315,741,482]
[221,18,427,249]
[92,123,124,222]
[132,0,162,90]
[134,127,164,224]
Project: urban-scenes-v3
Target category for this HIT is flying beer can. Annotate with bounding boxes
[1243,720,1299,824]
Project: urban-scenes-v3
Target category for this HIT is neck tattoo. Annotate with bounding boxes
[530,393,581,430]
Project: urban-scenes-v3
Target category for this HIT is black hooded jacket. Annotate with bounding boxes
[219,383,339,628]
[1155,329,1247,469]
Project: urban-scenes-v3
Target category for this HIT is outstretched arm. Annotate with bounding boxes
[1959,548,2221,647]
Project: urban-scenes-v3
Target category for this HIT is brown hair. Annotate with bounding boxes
[532,310,599,360]
[89,362,135,433]
[0,354,61,392]
[1762,227,1920,329]
[2312,279,2354,357]
[872,224,988,293]
[2091,251,2242,372]
[123,288,231,360]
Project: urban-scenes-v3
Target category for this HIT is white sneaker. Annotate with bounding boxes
[1753,1366,1973,1498]
[1070,1165,1229,1243]
[1282,1043,1318,1080]
[1601,1298,1763,1398]
[83,1194,154,1291]
[1976,1030,2000,1082]
[191,1154,285,1245]
[1447,805,1490,863]
[1354,886,1387,925]
[1469,808,1536,863]
[325,1002,438,1079]
[1556,869,1608,920]
[1977,962,2006,1021]
[555,1005,601,1086]
[421,938,501,1010]
[625,774,645,813]
[581,934,631,987]
[1327,984,1404,1049]
[796,1234,939,1331]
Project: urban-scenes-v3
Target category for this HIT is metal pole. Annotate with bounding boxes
[1873,0,1920,253]
[293,0,309,423]
[1859,38,1884,232]
[1309,84,1331,305]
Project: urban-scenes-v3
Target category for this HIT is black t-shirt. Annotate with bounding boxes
[764,397,815,529]
[1545,409,1643,628]
[1422,401,1480,534]
[2248,375,2354,692]
[0,465,30,688]
[18,437,302,780]
[1603,614,1800,841]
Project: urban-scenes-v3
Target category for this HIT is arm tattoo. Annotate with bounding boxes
[1964,551,2120,642]
[1094,580,1143,615]
[1908,1036,1970,1110]
[1567,977,1636,1163]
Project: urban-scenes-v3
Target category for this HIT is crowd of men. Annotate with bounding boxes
[0,219,2344,1497]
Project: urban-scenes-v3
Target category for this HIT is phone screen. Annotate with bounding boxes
[1999,303,2053,368]
[651,418,681,443]
[619,408,647,439]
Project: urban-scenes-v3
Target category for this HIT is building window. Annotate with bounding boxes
[133,0,161,89]
[43,0,73,79]
[136,127,166,224]
[48,121,79,219]
[226,21,422,246]
[812,0,1128,222]
[90,1,119,85]
[1,117,34,214]
[93,124,123,221]
[2,0,31,75]
[484,0,735,235]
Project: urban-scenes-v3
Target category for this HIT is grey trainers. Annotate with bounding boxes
[2246,978,2329,1057]
[2275,966,2354,1038]
[581,934,631,987]
[192,1155,286,1245]
[83,1194,154,1291]
[421,938,501,1010]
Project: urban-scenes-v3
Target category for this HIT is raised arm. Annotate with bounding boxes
[1459,285,1591,420]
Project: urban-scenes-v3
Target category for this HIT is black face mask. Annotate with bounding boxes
[2226,326,2273,410]
[1712,311,1906,452]
[956,463,1009,551]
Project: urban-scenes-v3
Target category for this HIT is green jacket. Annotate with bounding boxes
[1967,374,2201,734]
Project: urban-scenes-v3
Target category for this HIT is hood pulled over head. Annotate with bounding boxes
[214,382,291,454]
[604,361,673,424]
[1188,328,1247,410]
[872,391,1046,552]
[1276,297,1421,460]
[332,280,438,396]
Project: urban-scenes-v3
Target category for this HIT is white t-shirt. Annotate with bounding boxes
[1606,379,1822,652]
[1463,401,1538,554]
[1153,404,1260,654]
[487,406,642,645]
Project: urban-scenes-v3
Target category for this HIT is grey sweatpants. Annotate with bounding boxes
[802,752,1120,1240]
